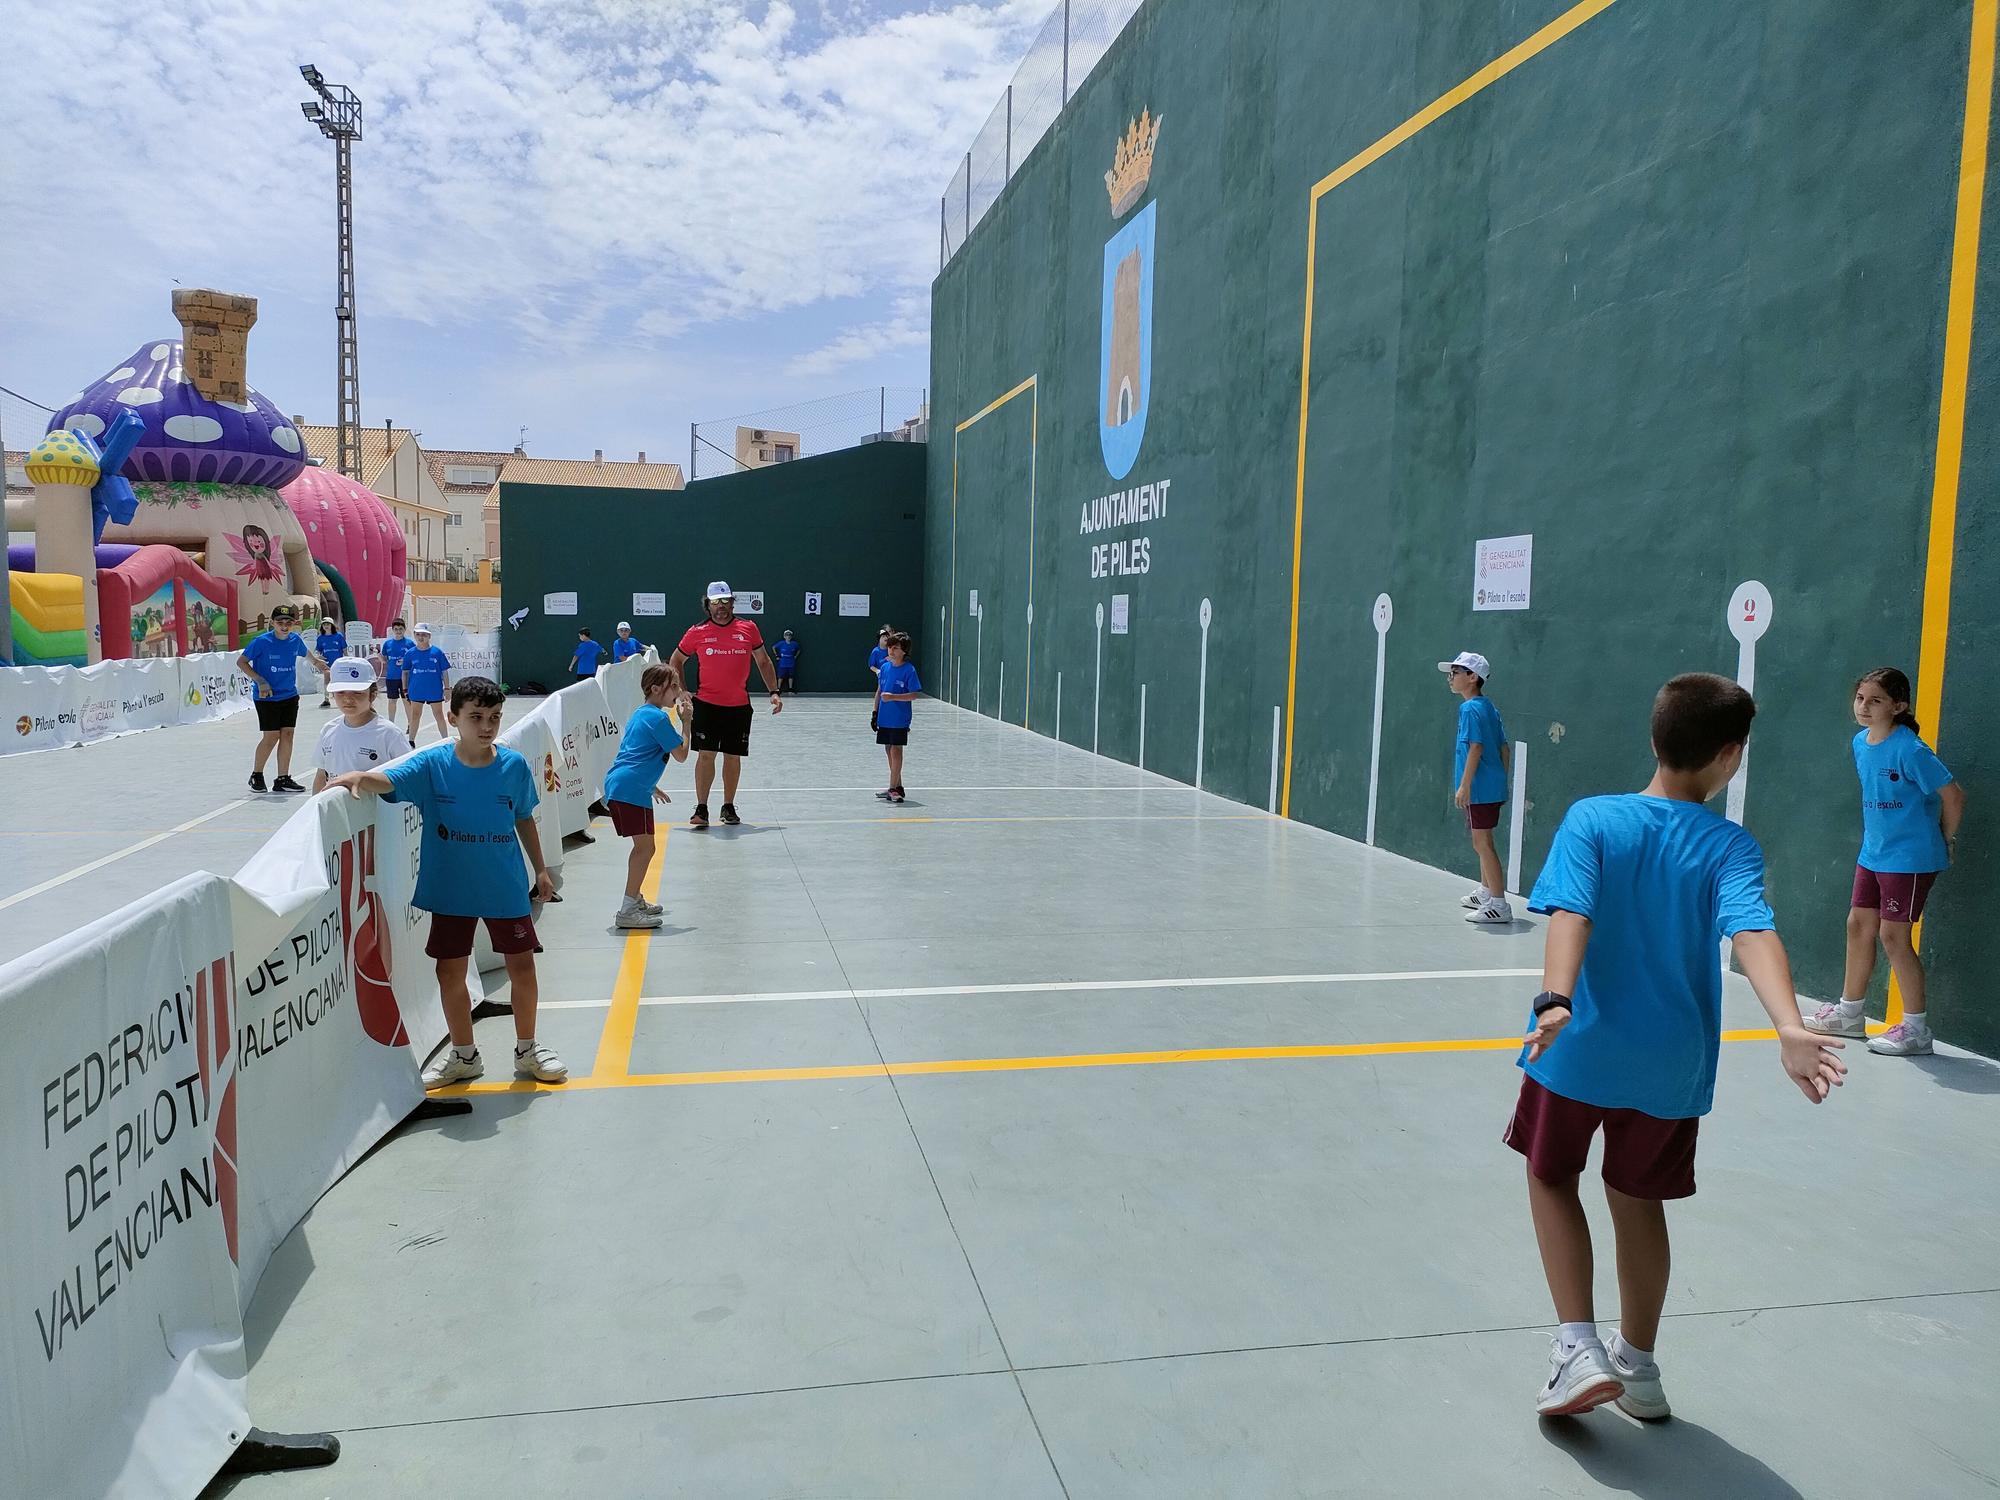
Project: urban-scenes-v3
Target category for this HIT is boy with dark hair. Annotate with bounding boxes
[1440,650,1511,924]
[570,627,604,682]
[329,675,568,1087]
[237,604,329,794]
[1509,672,1844,1420]
[380,618,413,711]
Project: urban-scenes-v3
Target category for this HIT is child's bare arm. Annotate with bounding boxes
[1732,929,1845,1102]
[330,769,394,797]
[313,769,328,794]
[1457,743,1482,806]
[1524,909,1590,1059]
[516,817,556,903]
[1941,781,1967,849]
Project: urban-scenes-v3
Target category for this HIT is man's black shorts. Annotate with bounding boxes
[254,695,300,732]
[690,699,753,757]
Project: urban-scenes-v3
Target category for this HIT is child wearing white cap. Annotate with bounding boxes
[403,623,452,744]
[313,658,412,792]
[1441,650,1513,924]
[612,621,646,663]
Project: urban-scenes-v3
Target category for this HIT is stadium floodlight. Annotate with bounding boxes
[299,63,324,89]
[298,64,364,478]
[301,101,322,122]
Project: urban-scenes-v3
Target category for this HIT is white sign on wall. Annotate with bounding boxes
[804,592,823,616]
[968,589,979,617]
[632,592,666,616]
[839,593,870,617]
[543,591,578,616]
[1110,594,1130,635]
[1473,534,1533,612]
[735,591,765,615]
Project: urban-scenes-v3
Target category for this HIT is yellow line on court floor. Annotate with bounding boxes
[586,830,668,1080]
[446,1026,1801,1097]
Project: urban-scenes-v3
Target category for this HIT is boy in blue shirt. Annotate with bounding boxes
[237,604,329,794]
[380,617,414,719]
[569,627,605,681]
[329,675,568,1087]
[402,623,452,743]
[611,622,646,662]
[1509,673,1844,1420]
[772,629,801,693]
[1440,650,1511,924]
[873,632,921,803]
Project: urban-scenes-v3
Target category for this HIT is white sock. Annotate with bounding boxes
[1835,998,1865,1016]
[1558,1321,1599,1353]
[620,893,640,909]
[1903,1011,1930,1033]
[515,1037,536,1054]
[453,1044,478,1061]
[1611,1330,1654,1365]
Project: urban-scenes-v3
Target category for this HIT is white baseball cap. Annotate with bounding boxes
[705,580,733,600]
[413,621,434,635]
[617,620,631,630]
[1438,651,1491,679]
[329,658,376,692]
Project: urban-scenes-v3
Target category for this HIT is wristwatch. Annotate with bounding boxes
[1532,991,1571,1016]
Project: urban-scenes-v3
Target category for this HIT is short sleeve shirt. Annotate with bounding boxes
[1454,696,1509,804]
[316,631,346,662]
[603,703,685,806]
[869,646,890,675]
[382,743,539,917]
[242,631,310,700]
[1853,727,1954,873]
[876,661,922,729]
[678,619,765,706]
[573,639,605,673]
[315,715,410,776]
[381,636,414,681]
[612,636,644,661]
[1523,794,1774,1120]
[772,640,801,672]
[403,646,451,701]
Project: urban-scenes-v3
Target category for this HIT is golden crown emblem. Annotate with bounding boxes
[1105,109,1162,218]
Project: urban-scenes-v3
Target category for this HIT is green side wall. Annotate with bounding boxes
[502,442,925,693]
[929,0,2000,1054]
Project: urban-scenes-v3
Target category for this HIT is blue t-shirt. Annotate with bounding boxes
[603,703,685,807]
[573,638,605,674]
[612,636,644,661]
[404,645,451,701]
[316,631,345,662]
[877,661,922,729]
[1454,695,1509,804]
[1524,794,1775,1120]
[1853,726,1953,873]
[869,646,889,674]
[773,640,801,673]
[381,636,414,681]
[383,743,539,918]
[242,630,311,701]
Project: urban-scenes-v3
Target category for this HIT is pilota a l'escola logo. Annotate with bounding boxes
[14,715,30,736]
[542,751,562,793]
[1100,107,1161,481]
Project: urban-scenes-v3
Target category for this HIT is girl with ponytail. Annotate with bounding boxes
[1802,668,1965,1056]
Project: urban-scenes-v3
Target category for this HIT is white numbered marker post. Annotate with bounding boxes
[1367,593,1393,846]
[1724,580,1772,828]
[1093,601,1105,754]
[976,602,985,716]
[1196,598,1213,789]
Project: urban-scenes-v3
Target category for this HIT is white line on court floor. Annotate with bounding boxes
[538,967,1543,1011]
[745,784,1208,794]
[0,798,254,911]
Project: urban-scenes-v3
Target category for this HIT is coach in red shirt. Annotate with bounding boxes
[668,581,783,827]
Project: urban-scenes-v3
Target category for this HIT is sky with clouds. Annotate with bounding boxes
[0,0,1053,467]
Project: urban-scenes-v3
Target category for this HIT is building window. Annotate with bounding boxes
[446,465,500,485]
[775,443,795,461]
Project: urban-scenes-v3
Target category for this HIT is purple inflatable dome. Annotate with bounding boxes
[46,340,308,490]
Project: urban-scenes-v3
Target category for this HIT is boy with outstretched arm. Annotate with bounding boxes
[1509,673,1844,1420]
[329,675,569,1088]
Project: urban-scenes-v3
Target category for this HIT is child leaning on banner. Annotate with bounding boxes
[312,659,410,792]
[329,675,568,1088]
[1507,673,1844,1422]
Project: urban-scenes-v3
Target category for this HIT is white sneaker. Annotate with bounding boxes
[639,898,664,916]
[1867,1021,1934,1056]
[1537,1338,1623,1417]
[1461,887,1488,909]
[615,904,663,929]
[1608,1335,1669,1420]
[423,1049,484,1089]
[1802,1002,1866,1039]
[514,1042,569,1083]
[1466,896,1514,926]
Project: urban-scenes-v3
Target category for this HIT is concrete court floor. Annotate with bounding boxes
[21,697,1995,1499]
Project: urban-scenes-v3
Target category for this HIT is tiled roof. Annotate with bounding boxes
[426,448,516,496]
[497,455,685,491]
[297,424,399,488]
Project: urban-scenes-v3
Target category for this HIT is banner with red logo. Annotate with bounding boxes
[0,874,249,1500]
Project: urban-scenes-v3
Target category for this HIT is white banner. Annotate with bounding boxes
[439,627,501,683]
[2,663,83,752]
[178,653,257,725]
[0,875,249,1500]
[2,654,255,754]
[79,655,179,744]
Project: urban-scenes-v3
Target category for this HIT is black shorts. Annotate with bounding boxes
[876,726,910,747]
[690,699,753,756]
[254,696,300,731]
[384,679,405,700]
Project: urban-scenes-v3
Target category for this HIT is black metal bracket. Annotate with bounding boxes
[220,1428,340,1475]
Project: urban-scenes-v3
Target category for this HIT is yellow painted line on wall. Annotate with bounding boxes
[586,830,668,1080]
[951,375,1038,726]
[442,1024,1825,1097]
[1897,0,1998,1026]
[1283,0,1626,818]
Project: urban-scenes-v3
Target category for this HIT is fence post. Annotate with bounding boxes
[940,196,947,268]
[1005,84,1013,179]
[688,422,696,481]
[965,151,972,237]
[879,387,886,434]
[1063,0,1071,102]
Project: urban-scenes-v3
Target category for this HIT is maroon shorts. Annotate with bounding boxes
[1466,801,1503,831]
[1503,1076,1699,1201]
[1852,865,1938,923]
[425,913,541,961]
[608,799,654,837]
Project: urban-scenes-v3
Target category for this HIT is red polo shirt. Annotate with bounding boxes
[678,618,764,706]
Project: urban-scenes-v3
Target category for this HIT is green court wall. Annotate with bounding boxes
[501,442,925,695]
[929,0,2000,1054]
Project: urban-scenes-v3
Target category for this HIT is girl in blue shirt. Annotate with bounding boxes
[874,632,922,804]
[601,664,693,928]
[1804,667,1965,1056]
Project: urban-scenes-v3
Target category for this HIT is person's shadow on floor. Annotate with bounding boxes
[1910,1051,2000,1095]
[1542,1414,1804,1498]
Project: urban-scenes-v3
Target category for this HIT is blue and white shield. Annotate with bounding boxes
[1099,201,1155,480]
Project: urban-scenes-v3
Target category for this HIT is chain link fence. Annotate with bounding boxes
[2,383,58,486]
[941,0,1146,267]
[689,386,928,481]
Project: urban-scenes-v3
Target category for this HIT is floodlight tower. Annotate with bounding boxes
[300,65,364,480]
